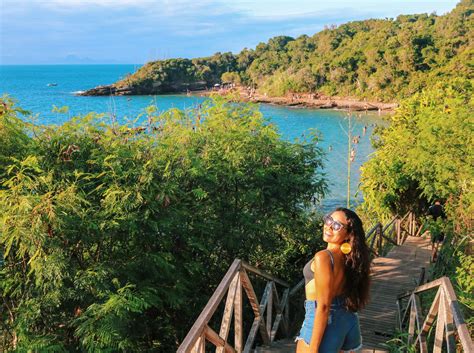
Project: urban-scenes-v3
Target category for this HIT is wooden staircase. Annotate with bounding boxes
[359,235,431,349]
[178,212,473,352]
[253,234,432,353]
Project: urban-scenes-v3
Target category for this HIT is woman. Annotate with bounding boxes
[295,208,370,352]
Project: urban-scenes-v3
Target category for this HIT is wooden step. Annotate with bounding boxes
[359,235,432,349]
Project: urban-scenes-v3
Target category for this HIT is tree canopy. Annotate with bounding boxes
[0,97,327,351]
[113,1,472,101]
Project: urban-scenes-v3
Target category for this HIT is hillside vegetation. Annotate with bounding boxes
[92,0,474,102]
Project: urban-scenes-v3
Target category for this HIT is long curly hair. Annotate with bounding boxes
[335,207,371,312]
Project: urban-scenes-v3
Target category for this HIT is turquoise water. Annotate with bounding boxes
[0,65,383,210]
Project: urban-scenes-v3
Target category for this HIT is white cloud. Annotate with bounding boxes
[2,0,458,20]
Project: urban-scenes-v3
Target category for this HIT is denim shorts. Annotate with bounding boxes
[295,297,362,352]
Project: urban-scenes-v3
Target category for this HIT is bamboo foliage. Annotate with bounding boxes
[397,277,473,353]
[0,97,327,351]
[177,260,291,353]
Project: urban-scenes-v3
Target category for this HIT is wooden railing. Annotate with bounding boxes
[177,259,294,353]
[365,211,423,257]
[178,211,430,352]
[397,277,473,352]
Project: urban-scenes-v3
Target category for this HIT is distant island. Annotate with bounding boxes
[80,0,472,109]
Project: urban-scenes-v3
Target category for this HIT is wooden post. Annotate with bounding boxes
[413,295,427,353]
[408,212,412,236]
[397,219,401,245]
[444,293,456,353]
[217,274,239,353]
[433,291,446,353]
[408,294,416,345]
[377,223,383,254]
[234,274,243,353]
[192,334,206,353]
[266,282,273,339]
[283,289,290,336]
[205,325,236,353]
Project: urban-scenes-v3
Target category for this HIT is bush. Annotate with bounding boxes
[0,97,327,351]
[359,78,473,223]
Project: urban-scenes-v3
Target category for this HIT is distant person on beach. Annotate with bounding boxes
[295,208,370,353]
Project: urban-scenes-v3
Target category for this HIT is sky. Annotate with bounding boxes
[0,0,461,65]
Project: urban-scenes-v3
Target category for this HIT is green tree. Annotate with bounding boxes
[359,78,473,225]
[0,97,327,351]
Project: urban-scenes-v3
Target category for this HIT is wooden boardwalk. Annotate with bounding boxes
[255,235,432,353]
[359,235,431,349]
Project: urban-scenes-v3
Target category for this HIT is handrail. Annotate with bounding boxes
[396,276,473,352]
[179,211,425,352]
[382,215,398,233]
[366,211,421,257]
[365,223,380,239]
[399,210,412,223]
[177,259,291,353]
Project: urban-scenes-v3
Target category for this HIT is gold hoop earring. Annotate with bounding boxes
[341,242,352,254]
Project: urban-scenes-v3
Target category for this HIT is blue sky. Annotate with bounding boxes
[0,0,460,65]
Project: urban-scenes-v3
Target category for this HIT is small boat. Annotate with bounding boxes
[47,83,58,87]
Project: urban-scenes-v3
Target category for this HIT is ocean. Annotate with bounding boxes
[0,64,384,210]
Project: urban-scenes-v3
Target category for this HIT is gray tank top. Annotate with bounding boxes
[303,249,335,285]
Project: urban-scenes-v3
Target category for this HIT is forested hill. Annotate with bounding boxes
[82,0,473,102]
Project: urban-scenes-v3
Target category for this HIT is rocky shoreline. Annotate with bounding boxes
[197,89,398,112]
[77,85,397,112]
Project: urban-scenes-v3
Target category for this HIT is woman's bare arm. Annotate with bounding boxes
[309,251,333,352]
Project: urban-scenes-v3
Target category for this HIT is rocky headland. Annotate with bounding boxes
[78,84,397,112]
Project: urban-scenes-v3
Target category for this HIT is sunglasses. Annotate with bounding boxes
[323,214,349,231]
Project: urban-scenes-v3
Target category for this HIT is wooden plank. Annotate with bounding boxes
[282,288,290,336]
[408,294,416,345]
[191,334,205,353]
[366,223,380,239]
[269,282,283,341]
[396,299,402,330]
[382,216,398,233]
[420,288,441,337]
[266,282,273,339]
[178,259,242,353]
[379,230,398,246]
[433,291,446,353]
[413,295,427,353]
[217,274,239,353]
[240,269,263,318]
[401,294,414,326]
[359,235,432,349]
[443,293,456,353]
[414,223,424,237]
[204,325,236,353]
[289,278,304,297]
[240,270,271,347]
[396,219,401,245]
[441,277,474,352]
[243,318,262,353]
[241,262,289,287]
[234,274,243,353]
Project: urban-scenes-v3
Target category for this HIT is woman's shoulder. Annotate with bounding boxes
[313,249,332,266]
